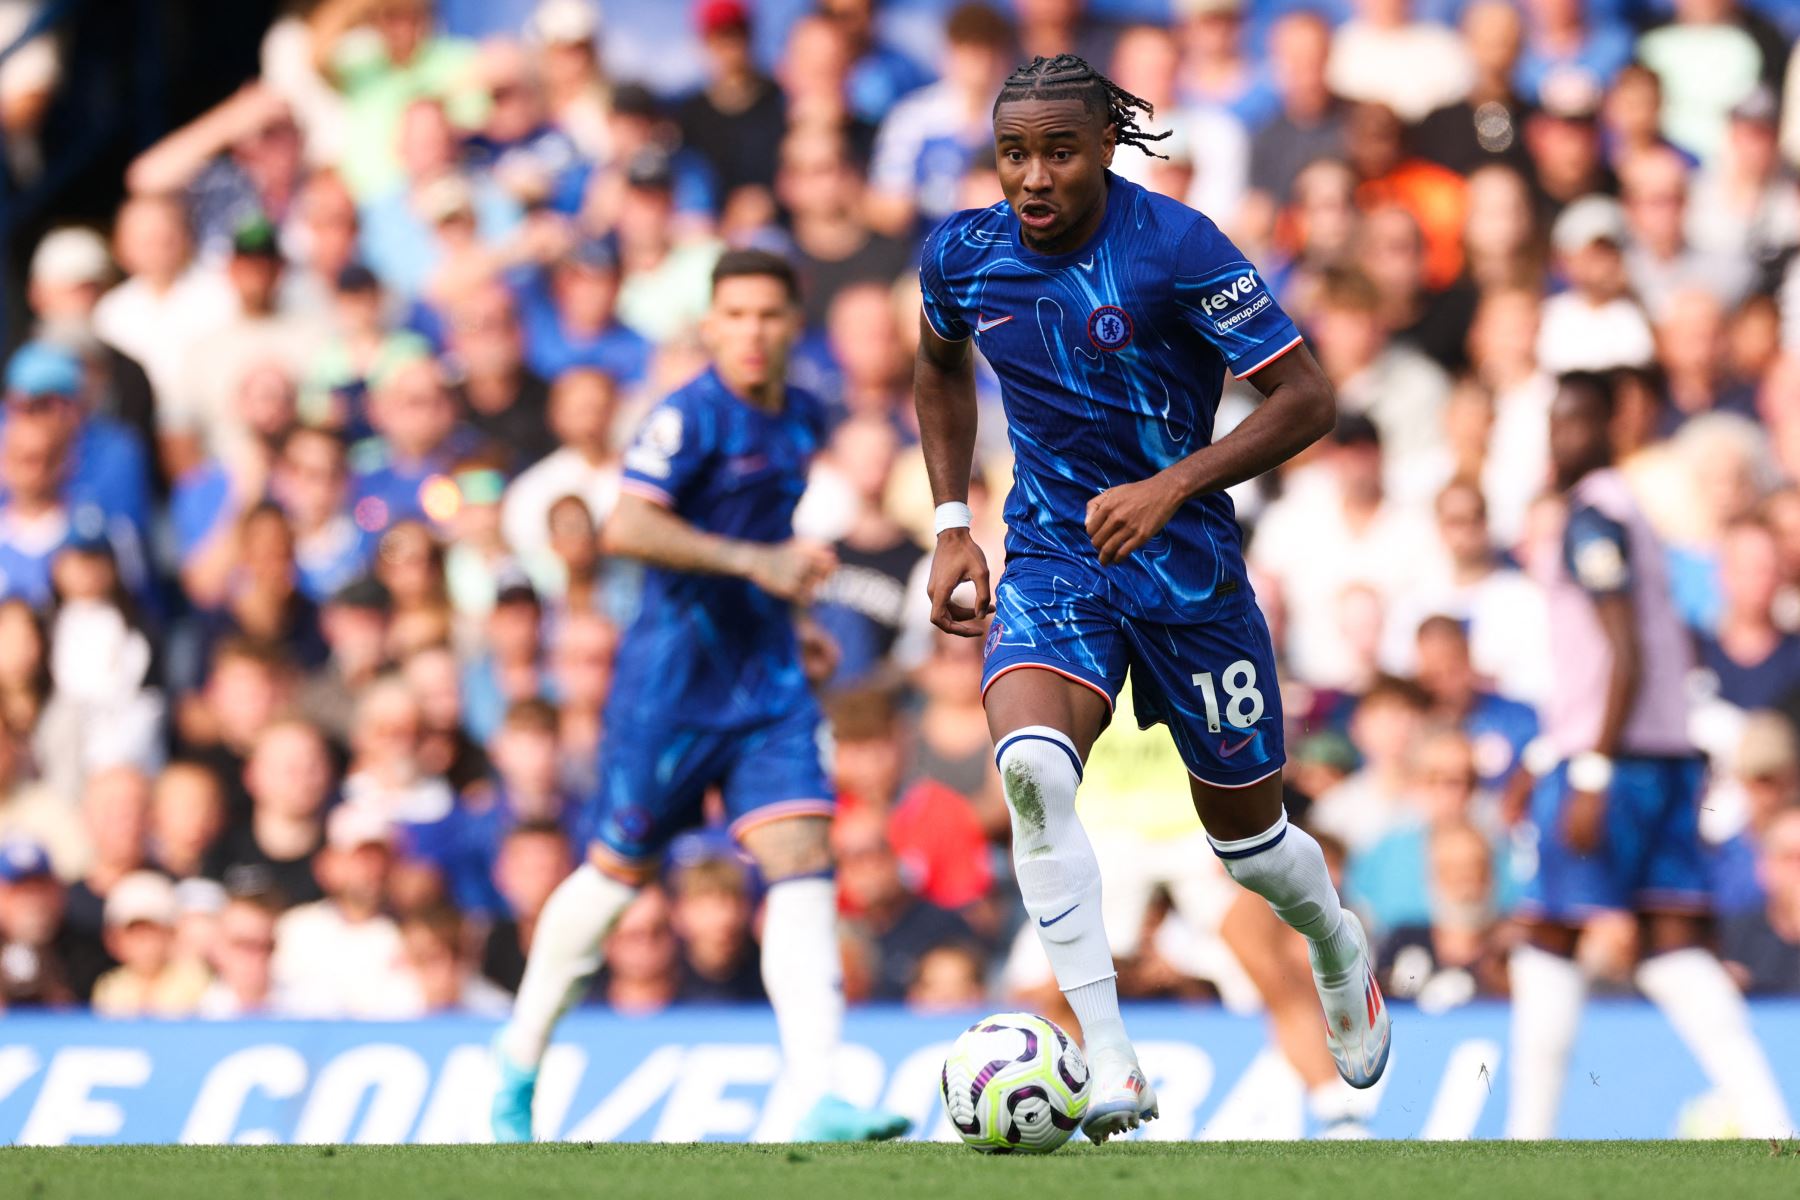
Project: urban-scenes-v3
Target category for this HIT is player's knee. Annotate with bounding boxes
[995,726,1081,852]
[740,813,834,882]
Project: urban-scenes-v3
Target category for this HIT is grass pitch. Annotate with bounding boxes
[2,1141,1797,1200]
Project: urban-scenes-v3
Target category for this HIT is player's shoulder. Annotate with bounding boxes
[922,202,1014,269]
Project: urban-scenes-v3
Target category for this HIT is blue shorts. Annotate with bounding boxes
[1516,755,1710,921]
[980,555,1284,787]
[585,702,835,872]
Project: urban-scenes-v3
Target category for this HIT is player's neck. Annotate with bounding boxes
[714,365,786,412]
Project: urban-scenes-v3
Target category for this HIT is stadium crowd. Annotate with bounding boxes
[2,0,1800,1019]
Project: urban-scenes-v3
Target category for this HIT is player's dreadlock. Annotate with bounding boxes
[993,54,1172,160]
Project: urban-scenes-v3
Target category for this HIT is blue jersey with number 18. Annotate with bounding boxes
[919,171,1303,624]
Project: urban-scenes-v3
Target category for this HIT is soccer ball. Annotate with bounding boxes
[940,1012,1090,1153]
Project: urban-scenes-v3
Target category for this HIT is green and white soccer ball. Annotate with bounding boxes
[940,1011,1090,1153]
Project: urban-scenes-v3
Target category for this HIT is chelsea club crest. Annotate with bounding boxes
[1087,305,1133,351]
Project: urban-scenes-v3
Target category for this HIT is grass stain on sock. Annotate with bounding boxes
[1003,762,1046,833]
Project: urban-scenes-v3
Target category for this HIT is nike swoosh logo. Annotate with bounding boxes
[976,314,1013,332]
[1038,903,1080,927]
[1218,733,1255,757]
[1077,258,1094,271]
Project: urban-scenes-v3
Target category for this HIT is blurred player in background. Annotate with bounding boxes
[491,250,908,1144]
[916,53,1387,1142]
[1505,371,1792,1138]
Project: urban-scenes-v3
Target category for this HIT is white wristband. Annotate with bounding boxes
[1568,751,1614,794]
[933,501,973,537]
[1520,736,1559,778]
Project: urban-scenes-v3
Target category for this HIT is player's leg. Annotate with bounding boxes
[1504,762,1598,1139]
[982,563,1150,1140]
[1629,759,1794,1137]
[1215,888,1371,1136]
[726,710,907,1142]
[1130,608,1385,1087]
[490,723,708,1142]
[985,665,1156,1140]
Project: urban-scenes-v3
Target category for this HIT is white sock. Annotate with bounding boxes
[1635,947,1795,1137]
[1505,943,1586,1139]
[497,862,636,1068]
[760,875,844,1107]
[997,726,1124,1053]
[1209,810,1359,976]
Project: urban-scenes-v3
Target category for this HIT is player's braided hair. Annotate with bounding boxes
[993,54,1171,160]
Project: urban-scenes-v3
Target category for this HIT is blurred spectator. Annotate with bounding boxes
[1107,23,1244,224]
[301,265,431,436]
[525,0,610,159]
[298,577,392,745]
[480,818,572,991]
[1246,11,1341,217]
[669,854,763,1003]
[91,870,210,1017]
[1252,414,1436,691]
[676,0,785,205]
[1309,675,1432,852]
[61,766,153,999]
[351,353,478,537]
[521,238,652,386]
[1620,145,1757,321]
[1346,103,1467,291]
[907,942,987,1012]
[1538,195,1654,373]
[179,639,290,822]
[1635,0,1774,163]
[612,149,723,344]
[819,0,933,126]
[1656,289,1756,428]
[147,764,225,882]
[1311,268,1452,477]
[92,195,237,415]
[1349,725,1488,932]
[777,124,911,334]
[1173,0,1270,127]
[0,727,83,879]
[1688,87,1800,271]
[273,803,412,1017]
[1377,820,1506,1008]
[273,427,376,603]
[1412,615,1540,794]
[548,611,613,794]
[26,228,158,464]
[1710,712,1800,917]
[311,0,480,201]
[398,906,511,1013]
[1358,203,1475,374]
[1525,80,1613,223]
[459,576,546,742]
[447,281,554,468]
[342,674,456,832]
[204,720,332,906]
[865,3,1014,238]
[462,39,589,216]
[1461,166,1542,292]
[595,884,680,1013]
[196,891,287,1017]
[1514,0,1633,107]
[1722,806,1800,994]
[126,83,308,263]
[1700,518,1800,711]
[834,805,976,1002]
[501,368,620,566]
[1327,0,1472,124]
[1413,1,1533,178]
[0,838,76,1007]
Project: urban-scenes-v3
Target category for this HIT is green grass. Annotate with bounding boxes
[2,1141,1798,1200]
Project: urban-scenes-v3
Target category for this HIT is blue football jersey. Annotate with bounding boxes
[920,172,1304,623]
[614,367,827,729]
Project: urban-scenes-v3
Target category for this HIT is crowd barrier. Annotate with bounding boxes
[4,1001,1797,1144]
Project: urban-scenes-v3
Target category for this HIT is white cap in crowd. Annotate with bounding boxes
[528,0,601,46]
[30,227,112,287]
[104,871,181,928]
[327,804,395,852]
[1551,195,1629,255]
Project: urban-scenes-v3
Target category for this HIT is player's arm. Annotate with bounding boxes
[601,494,836,604]
[1085,346,1335,565]
[1561,510,1640,853]
[915,312,992,636]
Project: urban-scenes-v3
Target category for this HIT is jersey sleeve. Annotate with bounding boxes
[918,217,971,342]
[1172,217,1303,379]
[620,393,713,510]
[1563,504,1632,598]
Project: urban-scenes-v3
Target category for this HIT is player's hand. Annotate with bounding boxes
[1563,788,1607,855]
[928,528,991,637]
[747,539,837,603]
[796,615,840,688]
[1085,474,1185,566]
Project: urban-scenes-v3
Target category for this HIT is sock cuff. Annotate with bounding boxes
[1207,808,1289,859]
[995,724,1084,781]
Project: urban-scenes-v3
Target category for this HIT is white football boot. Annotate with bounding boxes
[1313,911,1391,1089]
[1080,1045,1159,1143]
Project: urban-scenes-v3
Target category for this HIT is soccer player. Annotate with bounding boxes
[915,54,1389,1142]
[490,250,909,1144]
[1504,372,1792,1138]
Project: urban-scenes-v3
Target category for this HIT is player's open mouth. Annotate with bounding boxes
[1018,203,1057,229]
